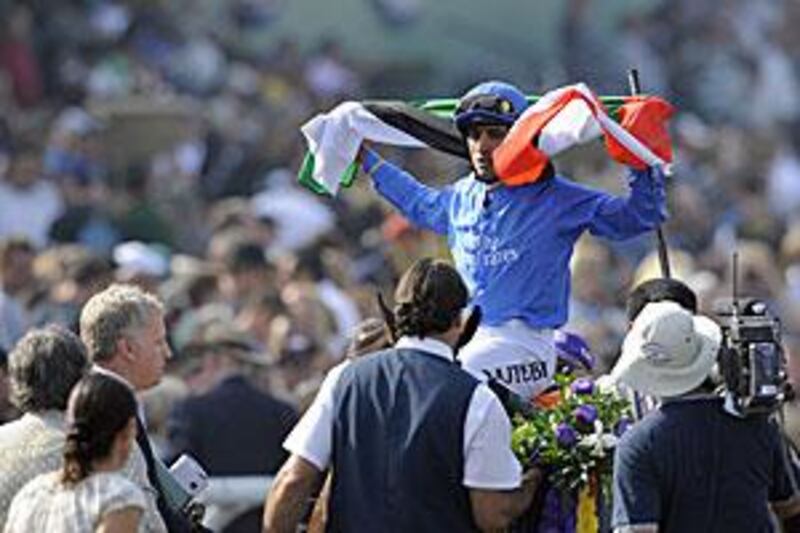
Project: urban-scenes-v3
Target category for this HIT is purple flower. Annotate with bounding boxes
[614,417,633,437]
[573,404,598,427]
[555,422,578,448]
[570,377,594,396]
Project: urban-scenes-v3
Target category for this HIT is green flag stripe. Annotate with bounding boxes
[297,152,358,197]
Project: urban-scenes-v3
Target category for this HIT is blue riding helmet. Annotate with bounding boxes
[454,80,529,133]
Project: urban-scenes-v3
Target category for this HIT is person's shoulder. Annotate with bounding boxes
[349,347,396,366]
[91,471,144,493]
[618,409,666,449]
[90,472,148,512]
[245,381,300,416]
[0,414,64,454]
[171,390,207,416]
[14,470,60,498]
[0,417,28,445]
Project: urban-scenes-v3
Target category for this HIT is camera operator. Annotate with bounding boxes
[610,301,800,533]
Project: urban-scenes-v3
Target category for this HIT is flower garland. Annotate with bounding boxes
[511,374,632,531]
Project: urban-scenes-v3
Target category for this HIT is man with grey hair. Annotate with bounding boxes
[80,283,182,533]
[0,325,88,529]
[80,283,169,392]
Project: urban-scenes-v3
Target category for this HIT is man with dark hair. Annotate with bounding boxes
[0,236,35,351]
[359,80,667,400]
[218,239,274,307]
[614,277,700,420]
[264,258,540,532]
[626,277,698,322]
[611,302,800,532]
[0,326,88,529]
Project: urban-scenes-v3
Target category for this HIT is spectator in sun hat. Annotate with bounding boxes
[610,301,720,399]
[167,321,297,533]
[600,277,701,421]
[611,301,800,533]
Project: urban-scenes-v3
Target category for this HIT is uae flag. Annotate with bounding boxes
[299,83,672,196]
[298,100,466,196]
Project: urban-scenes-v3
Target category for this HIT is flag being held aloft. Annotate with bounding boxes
[493,83,674,187]
[298,82,674,196]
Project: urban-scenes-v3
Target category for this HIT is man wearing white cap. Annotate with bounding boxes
[610,301,800,533]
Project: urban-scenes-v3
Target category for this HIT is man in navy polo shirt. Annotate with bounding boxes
[359,80,667,400]
[263,258,540,532]
[611,302,800,532]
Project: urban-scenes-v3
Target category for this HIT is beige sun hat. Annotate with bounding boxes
[612,301,722,398]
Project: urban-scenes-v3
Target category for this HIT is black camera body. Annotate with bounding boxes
[715,299,788,417]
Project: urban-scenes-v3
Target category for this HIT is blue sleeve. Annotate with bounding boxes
[612,430,661,528]
[587,166,668,240]
[362,148,452,235]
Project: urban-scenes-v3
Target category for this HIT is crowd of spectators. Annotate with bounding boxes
[2,0,800,529]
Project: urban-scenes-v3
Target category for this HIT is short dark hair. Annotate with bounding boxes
[626,278,698,322]
[62,374,137,484]
[392,258,468,339]
[8,326,89,412]
[0,236,35,264]
[225,241,267,274]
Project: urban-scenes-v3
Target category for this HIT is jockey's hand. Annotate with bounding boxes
[357,141,375,163]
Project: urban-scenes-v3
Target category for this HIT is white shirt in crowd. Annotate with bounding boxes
[4,471,147,533]
[284,336,523,490]
[0,180,63,248]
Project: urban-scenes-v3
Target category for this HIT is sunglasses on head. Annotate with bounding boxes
[456,94,517,117]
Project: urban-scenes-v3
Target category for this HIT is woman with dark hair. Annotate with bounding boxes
[5,374,146,532]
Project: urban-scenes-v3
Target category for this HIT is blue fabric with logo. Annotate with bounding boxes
[364,149,667,328]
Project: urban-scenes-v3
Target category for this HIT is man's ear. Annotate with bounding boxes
[117,336,137,363]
